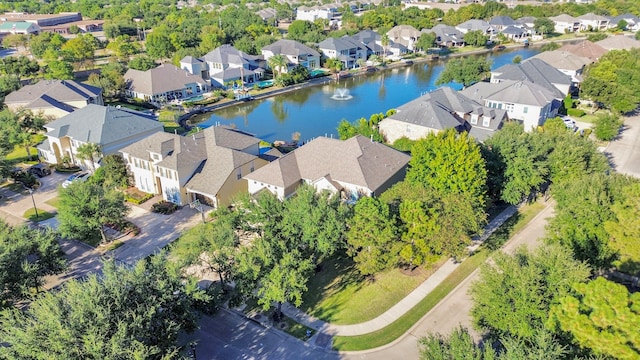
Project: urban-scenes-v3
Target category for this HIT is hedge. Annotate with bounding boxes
[567,108,586,117]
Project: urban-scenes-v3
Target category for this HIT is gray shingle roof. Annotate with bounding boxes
[456,19,494,32]
[532,50,591,71]
[5,79,102,109]
[45,104,162,146]
[595,35,640,50]
[262,39,320,57]
[489,16,516,27]
[318,36,366,52]
[245,135,410,193]
[550,14,579,23]
[461,80,559,108]
[578,13,609,22]
[124,63,207,96]
[492,58,571,97]
[201,44,260,65]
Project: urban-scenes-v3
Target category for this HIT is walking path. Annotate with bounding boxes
[281,205,518,337]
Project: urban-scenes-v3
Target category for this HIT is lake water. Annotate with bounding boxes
[194,48,540,143]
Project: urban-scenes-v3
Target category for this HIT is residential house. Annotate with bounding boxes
[595,35,640,50]
[558,40,607,62]
[387,25,421,51]
[295,5,337,21]
[490,58,572,98]
[0,21,40,34]
[38,104,163,169]
[455,19,497,38]
[124,63,208,104]
[423,24,465,47]
[531,50,591,83]
[318,36,368,69]
[462,80,560,132]
[4,79,103,119]
[516,17,537,30]
[261,39,321,72]
[120,126,269,207]
[256,8,277,23]
[609,13,640,31]
[550,14,580,33]
[181,44,264,88]
[578,13,609,31]
[244,135,411,200]
[489,16,517,32]
[378,87,507,143]
[500,25,529,41]
[351,29,407,60]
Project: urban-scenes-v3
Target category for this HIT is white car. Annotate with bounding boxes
[61,172,90,188]
[562,116,576,130]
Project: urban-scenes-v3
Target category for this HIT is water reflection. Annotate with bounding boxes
[194,48,541,142]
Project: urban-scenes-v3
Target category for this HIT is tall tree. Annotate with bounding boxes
[0,220,66,308]
[0,254,206,359]
[267,54,287,80]
[75,142,101,171]
[381,34,390,64]
[604,181,640,274]
[44,60,74,80]
[324,57,344,80]
[57,181,128,245]
[463,30,488,47]
[346,197,400,275]
[436,56,491,87]
[415,32,436,52]
[533,18,555,35]
[470,244,590,341]
[548,277,640,359]
[61,34,98,70]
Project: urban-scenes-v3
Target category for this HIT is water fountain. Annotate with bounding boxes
[331,88,353,101]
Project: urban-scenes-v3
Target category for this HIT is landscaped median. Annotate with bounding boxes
[330,201,546,351]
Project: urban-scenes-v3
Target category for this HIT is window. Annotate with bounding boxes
[471,115,478,125]
[236,168,242,180]
[482,117,490,127]
[523,106,528,114]
[250,161,254,173]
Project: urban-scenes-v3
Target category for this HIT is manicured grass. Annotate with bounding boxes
[45,197,60,208]
[23,208,55,222]
[301,255,440,325]
[331,201,548,351]
[282,315,315,340]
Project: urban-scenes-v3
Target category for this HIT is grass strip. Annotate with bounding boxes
[23,209,55,222]
[332,249,489,351]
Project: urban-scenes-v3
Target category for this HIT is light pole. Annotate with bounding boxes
[28,188,39,221]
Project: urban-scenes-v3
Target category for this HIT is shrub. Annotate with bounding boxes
[567,108,586,117]
[152,201,178,215]
[125,192,153,205]
[593,114,623,141]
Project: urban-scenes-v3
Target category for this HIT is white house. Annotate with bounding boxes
[37,104,163,169]
[387,25,421,51]
[531,50,591,83]
[295,5,337,21]
[491,58,572,98]
[318,36,368,69]
[550,14,580,33]
[261,39,321,71]
[578,13,610,31]
[180,44,264,88]
[244,135,411,201]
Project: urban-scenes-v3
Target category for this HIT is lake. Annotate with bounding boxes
[194,47,540,143]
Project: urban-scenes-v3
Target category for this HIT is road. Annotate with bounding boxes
[195,201,557,359]
[606,112,640,178]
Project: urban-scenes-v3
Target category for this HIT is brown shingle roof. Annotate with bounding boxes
[124,63,207,96]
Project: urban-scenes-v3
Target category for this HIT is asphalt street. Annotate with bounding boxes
[606,112,640,178]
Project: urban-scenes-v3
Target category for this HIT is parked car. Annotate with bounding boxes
[61,172,90,188]
[562,116,576,130]
[28,163,51,178]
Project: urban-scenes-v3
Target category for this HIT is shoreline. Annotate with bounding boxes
[179,35,588,132]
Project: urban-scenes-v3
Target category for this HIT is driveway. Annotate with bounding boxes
[606,113,640,178]
[0,171,67,226]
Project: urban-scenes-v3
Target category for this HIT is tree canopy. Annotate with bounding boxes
[436,56,491,87]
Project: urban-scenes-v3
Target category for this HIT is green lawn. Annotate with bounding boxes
[45,197,60,209]
[23,208,55,222]
[6,135,45,162]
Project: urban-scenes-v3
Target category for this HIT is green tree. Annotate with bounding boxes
[406,129,487,214]
[324,57,344,80]
[604,181,640,274]
[44,60,74,80]
[287,20,320,43]
[463,30,488,47]
[534,18,555,35]
[105,35,141,60]
[0,254,206,359]
[0,56,40,80]
[512,55,522,64]
[75,142,101,171]
[144,29,176,60]
[586,33,607,42]
[267,54,287,79]
[11,109,48,161]
[617,19,628,31]
[593,113,623,141]
[415,32,436,52]
[91,154,129,189]
[87,62,126,99]
[128,54,157,71]
[61,33,98,69]
[381,34,390,64]
[548,277,640,359]
[470,244,591,341]
[1,33,28,51]
[199,25,226,54]
[57,181,128,245]
[0,220,66,308]
[436,56,491,87]
[0,74,20,101]
[27,32,67,59]
[540,42,560,52]
[346,197,400,275]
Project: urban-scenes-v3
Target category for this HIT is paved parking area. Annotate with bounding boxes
[0,171,67,226]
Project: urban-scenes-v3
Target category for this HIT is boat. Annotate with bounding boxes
[523,39,530,48]
[493,45,506,52]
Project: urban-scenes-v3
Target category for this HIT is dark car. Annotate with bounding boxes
[28,164,51,178]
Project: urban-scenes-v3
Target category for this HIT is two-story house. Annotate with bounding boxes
[181,44,264,88]
[423,24,465,48]
[5,80,103,119]
[119,126,269,208]
[531,50,591,84]
[38,104,163,169]
[387,25,421,52]
[124,63,208,104]
[550,14,580,33]
[578,13,610,31]
[261,39,321,72]
[490,58,572,98]
[244,135,411,201]
[318,36,368,69]
[456,19,497,38]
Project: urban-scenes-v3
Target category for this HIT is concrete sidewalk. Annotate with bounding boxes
[281,205,518,338]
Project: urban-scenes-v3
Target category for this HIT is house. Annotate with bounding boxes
[489,16,517,32]
[120,126,269,207]
[500,25,529,41]
[424,24,465,47]
[578,13,609,32]
[550,14,580,33]
[0,21,40,34]
[256,8,277,23]
[351,29,407,60]
[4,79,103,119]
[378,87,507,143]
[595,35,640,50]
[516,17,537,30]
[295,5,337,21]
[318,36,368,69]
[531,50,591,83]
[455,19,497,38]
[609,14,640,31]
[38,104,163,169]
[387,25,421,51]
[461,80,560,132]
[261,39,321,71]
[558,40,607,62]
[124,63,208,104]
[244,135,411,200]
[182,44,264,88]
[490,58,572,98]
